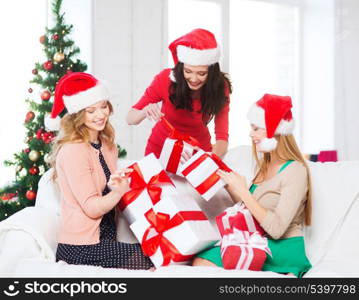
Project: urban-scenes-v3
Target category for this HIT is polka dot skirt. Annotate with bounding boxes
[56,141,154,270]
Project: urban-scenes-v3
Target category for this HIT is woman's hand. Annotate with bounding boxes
[217,169,249,198]
[143,103,164,122]
[180,146,201,164]
[108,168,132,195]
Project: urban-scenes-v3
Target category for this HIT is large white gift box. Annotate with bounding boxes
[130,195,220,268]
[118,153,178,224]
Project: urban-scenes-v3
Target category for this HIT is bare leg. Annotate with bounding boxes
[192,257,218,267]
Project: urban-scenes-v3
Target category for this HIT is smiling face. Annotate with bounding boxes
[249,124,268,152]
[84,100,110,138]
[183,64,209,91]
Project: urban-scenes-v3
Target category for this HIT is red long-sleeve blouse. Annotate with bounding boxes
[132,68,230,158]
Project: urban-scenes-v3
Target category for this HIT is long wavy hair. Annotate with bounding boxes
[48,101,116,180]
[252,134,312,226]
[169,62,232,122]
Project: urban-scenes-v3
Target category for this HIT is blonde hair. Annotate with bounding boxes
[252,134,312,226]
[48,101,116,180]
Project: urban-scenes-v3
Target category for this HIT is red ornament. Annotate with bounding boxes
[41,90,51,101]
[24,148,30,153]
[43,61,53,71]
[52,34,59,40]
[42,131,54,144]
[25,111,35,123]
[39,35,46,44]
[28,88,33,93]
[29,166,39,175]
[1,193,16,201]
[32,69,38,75]
[25,190,36,201]
[36,128,43,139]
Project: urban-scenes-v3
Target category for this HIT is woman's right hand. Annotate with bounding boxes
[142,103,164,122]
[108,168,132,196]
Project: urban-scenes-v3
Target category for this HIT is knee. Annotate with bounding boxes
[192,257,217,267]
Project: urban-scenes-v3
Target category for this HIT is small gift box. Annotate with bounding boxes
[216,202,265,236]
[130,195,220,268]
[220,229,271,271]
[118,153,178,224]
[179,150,232,201]
[159,118,201,176]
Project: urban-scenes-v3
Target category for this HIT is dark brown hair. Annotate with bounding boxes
[169,62,232,121]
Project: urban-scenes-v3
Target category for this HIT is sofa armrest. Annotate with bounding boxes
[0,206,60,276]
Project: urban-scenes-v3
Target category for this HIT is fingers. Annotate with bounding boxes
[144,104,163,122]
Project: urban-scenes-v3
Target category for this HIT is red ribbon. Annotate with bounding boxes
[181,152,232,196]
[161,117,201,174]
[118,163,174,211]
[141,208,208,266]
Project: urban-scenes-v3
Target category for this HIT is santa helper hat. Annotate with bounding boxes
[168,28,221,68]
[45,72,110,131]
[247,94,295,152]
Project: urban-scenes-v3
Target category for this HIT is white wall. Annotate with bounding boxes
[301,0,335,154]
[335,0,359,160]
[92,0,165,160]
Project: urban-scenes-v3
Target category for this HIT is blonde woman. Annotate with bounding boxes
[193,94,312,277]
[47,72,153,269]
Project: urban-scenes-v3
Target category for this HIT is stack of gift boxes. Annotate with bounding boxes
[118,118,270,269]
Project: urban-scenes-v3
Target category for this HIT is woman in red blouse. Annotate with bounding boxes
[126,28,232,158]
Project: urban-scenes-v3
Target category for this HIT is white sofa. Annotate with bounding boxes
[1,145,359,277]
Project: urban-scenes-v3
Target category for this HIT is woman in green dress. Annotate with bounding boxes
[193,94,312,277]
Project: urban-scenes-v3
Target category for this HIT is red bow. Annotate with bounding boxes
[141,209,208,266]
[181,152,232,195]
[118,163,174,211]
[161,118,201,174]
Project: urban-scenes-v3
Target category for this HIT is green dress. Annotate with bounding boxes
[196,160,312,278]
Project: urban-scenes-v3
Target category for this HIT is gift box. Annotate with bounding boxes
[130,195,220,268]
[159,118,201,176]
[118,153,178,224]
[179,150,232,201]
[220,229,271,270]
[216,202,265,236]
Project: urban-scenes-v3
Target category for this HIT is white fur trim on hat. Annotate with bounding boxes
[169,70,176,82]
[63,83,110,114]
[44,115,61,131]
[177,45,220,66]
[247,103,265,128]
[258,138,277,152]
[247,103,295,135]
[276,119,295,135]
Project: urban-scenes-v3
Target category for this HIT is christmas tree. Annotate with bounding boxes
[0,0,125,221]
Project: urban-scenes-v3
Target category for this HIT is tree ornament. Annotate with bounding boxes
[53,52,65,63]
[32,69,38,75]
[28,166,39,175]
[28,88,33,93]
[52,34,59,40]
[41,90,51,101]
[28,150,40,161]
[24,148,30,153]
[43,61,53,71]
[39,35,46,44]
[25,190,36,201]
[25,111,35,123]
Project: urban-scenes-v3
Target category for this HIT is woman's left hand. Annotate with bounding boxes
[217,169,248,196]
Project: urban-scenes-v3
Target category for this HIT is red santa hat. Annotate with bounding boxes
[247,94,295,152]
[168,28,220,66]
[45,72,110,131]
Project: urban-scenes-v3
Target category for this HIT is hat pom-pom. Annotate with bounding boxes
[259,138,277,152]
[44,115,61,131]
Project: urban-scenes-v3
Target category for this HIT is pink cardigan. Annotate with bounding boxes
[56,141,118,245]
